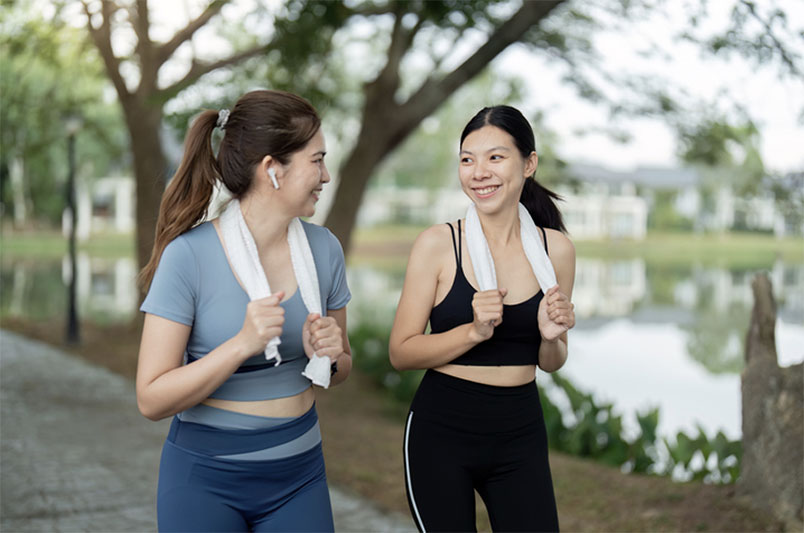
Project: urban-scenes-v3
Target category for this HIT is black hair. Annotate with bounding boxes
[460,105,566,232]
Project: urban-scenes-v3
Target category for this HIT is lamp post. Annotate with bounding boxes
[65,114,82,344]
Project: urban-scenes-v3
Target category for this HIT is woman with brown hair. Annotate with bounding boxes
[137,90,351,531]
[390,105,575,532]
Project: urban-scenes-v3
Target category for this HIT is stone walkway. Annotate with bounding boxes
[0,330,413,532]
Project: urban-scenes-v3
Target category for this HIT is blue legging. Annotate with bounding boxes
[157,408,334,532]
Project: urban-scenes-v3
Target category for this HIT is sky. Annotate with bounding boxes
[495,1,804,173]
[115,0,804,174]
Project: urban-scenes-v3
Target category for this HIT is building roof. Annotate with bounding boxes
[567,163,700,189]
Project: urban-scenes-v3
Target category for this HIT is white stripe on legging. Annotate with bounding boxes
[404,411,426,532]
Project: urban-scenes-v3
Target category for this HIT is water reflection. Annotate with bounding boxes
[1,254,137,324]
[2,252,802,440]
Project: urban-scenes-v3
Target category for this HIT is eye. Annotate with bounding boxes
[490,154,504,161]
[460,156,473,164]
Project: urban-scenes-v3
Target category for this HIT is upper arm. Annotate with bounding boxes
[546,229,576,300]
[140,237,197,325]
[390,225,448,345]
[136,314,191,393]
[325,229,352,310]
[137,236,198,393]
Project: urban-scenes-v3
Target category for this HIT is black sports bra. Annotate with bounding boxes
[429,220,547,367]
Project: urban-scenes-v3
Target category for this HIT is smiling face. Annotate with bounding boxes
[459,125,537,214]
[275,128,330,217]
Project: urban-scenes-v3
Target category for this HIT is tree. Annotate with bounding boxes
[0,5,125,226]
[75,0,569,269]
[75,0,802,268]
[313,1,567,251]
[77,0,292,273]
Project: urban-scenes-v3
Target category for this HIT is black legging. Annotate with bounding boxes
[404,369,559,532]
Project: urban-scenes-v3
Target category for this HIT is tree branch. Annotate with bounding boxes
[156,0,229,69]
[373,6,425,99]
[133,0,152,55]
[741,0,801,76]
[156,43,269,102]
[406,1,565,117]
[82,0,130,100]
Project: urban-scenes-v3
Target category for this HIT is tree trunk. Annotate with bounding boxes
[324,0,565,253]
[10,153,27,228]
[739,273,804,529]
[121,99,168,279]
[324,87,422,252]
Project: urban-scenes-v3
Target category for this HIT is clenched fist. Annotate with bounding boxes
[236,292,286,356]
[470,288,508,342]
[303,313,345,361]
[538,286,574,342]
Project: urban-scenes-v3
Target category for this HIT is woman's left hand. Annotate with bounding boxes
[302,313,345,361]
[538,286,575,342]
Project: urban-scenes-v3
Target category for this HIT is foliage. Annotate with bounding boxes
[684,300,750,375]
[348,321,424,409]
[0,2,127,225]
[647,190,694,231]
[763,170,804,232]
[677,116,765,197]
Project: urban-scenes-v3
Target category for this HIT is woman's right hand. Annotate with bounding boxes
[236,292,285,358]
[470,288,507,343]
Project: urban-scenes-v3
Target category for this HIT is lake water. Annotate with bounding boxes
[2,252,802,442]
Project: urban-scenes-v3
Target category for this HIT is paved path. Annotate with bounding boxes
[0,330,413,532]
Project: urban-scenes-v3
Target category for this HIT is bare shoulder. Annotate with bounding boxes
[406,223,453,275]
[544,228,575,263]
[411,223,453,257]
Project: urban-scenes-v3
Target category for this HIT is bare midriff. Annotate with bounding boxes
[202,387,315,418]
[435,364,537,387]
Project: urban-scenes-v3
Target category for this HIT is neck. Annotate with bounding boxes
[239,195,292,250]
[476,203,520,246]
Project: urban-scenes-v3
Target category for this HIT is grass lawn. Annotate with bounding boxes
[1,316,784,532]
[4,225,801,267]
[1,230,134,258]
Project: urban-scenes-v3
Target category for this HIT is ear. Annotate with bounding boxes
[524,151,539,178]
[260,154,276,176]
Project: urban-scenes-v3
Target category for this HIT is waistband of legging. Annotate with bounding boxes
[423,368,538,396]
[411,370,542,430]
[167,403,318,456]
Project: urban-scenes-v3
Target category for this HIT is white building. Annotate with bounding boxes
[64,176,136,241]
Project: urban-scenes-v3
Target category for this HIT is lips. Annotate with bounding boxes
[472,185,501,199]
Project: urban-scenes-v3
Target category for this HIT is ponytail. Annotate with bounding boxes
[138,110,220,291]
[520,178,566,232]
[137,90,321,292]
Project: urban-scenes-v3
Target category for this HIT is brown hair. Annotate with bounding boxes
[138,90,321,291]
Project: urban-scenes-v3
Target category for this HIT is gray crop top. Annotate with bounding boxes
[140,220,351,402]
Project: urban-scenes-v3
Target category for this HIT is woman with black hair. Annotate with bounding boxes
[389,105,575,532]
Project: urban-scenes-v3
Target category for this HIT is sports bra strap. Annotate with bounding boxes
[446,222,462,268]
[457,219,463,266]
[538,226,549,255]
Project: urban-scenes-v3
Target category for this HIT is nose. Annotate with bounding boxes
[473,160,491,180]
[321,163,331,183]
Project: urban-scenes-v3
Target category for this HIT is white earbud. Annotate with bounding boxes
[268,168,279,190]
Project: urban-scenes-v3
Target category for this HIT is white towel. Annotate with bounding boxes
[465,203,565,333]
[220,200,332,388]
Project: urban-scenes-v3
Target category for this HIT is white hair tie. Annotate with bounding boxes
[216,109,230,129]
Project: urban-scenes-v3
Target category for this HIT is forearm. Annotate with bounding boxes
[329,352,352,387]
[390,323,481,371]
[538,337,568,373]
[137,336,252,420]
